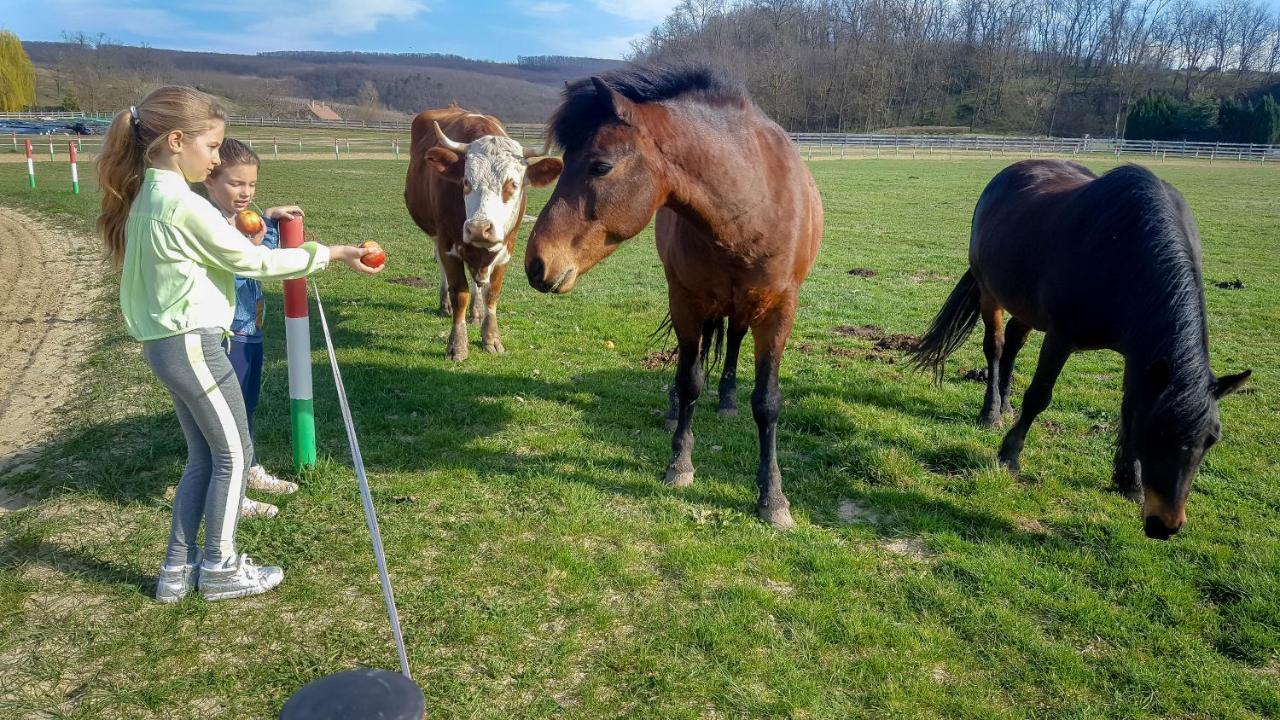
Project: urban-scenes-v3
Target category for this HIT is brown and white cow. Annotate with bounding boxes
[404,105,563,359]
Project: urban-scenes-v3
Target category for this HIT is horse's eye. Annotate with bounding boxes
[590,161,613,177]
[1205,434,1219,449]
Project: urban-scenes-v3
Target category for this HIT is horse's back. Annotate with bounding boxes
[968,160,1199,346]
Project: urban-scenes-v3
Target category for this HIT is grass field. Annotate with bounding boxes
[1,156,1277,719]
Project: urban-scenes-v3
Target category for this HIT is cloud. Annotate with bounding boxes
[523,2,571,15]
[592,0,679,21]
[222,0,428,38]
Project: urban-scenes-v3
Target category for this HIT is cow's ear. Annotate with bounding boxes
[527,157,563,188]
[427,147,464,180]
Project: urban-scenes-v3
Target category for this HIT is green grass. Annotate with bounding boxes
[1,157,1277,719]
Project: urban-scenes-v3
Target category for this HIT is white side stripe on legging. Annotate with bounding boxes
[183,333,244,561]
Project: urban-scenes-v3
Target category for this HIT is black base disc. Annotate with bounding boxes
[280,668,424,720]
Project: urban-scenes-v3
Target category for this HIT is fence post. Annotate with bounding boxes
[25,139,35,188]
[69,142,79,194]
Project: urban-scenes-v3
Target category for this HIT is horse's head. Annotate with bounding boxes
[526,77,667,294]
[427,123,562,250]
[1134,362,1250,539]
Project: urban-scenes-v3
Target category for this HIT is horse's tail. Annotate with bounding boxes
[907,270,982,382]
[648,313,725,371]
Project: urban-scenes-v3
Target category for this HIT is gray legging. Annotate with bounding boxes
[143,328,252,568]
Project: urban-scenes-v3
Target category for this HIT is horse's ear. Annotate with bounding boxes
[591,76,636,125]
[1146,358,1171,396]
[1213,369,1252,399]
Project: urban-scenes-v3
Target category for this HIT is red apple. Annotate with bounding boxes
[235,209,264,236]
[360,241,386,269]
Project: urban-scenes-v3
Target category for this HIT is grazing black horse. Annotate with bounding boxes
[909,160,1250,540]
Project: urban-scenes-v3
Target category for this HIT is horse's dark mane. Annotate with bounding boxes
[1089,165,1214,431]
[548,64,746,153]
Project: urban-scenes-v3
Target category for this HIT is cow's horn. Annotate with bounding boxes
[433,122,470,154]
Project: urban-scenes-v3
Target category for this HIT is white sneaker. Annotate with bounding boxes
[247,465,298,494]
[155,551,202,604]
[198,554,284,601]
[240,496,279,519]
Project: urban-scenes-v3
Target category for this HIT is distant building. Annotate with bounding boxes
[306,101,342,121]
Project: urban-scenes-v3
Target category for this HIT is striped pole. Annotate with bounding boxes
[274,137,279,161]
[10,132,15,152]
[25,139,35,188]
[334,138,340,160]
[48,138,55,162]
[69,142,80,194]
[279,216,317,470]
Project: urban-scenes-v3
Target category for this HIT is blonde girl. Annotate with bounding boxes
[97,85,381,603]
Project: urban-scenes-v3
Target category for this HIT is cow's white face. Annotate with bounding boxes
[460,135,529,248]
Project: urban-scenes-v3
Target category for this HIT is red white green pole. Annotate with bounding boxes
[279,215,317,469]
[69,142,80,194]
[25,139,34,188]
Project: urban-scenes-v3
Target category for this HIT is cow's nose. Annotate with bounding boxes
[467,219,494,241]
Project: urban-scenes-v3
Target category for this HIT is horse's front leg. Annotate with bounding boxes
[664,315,706,488]
[1112,392,1143,502]
[750,299,798,530]
[998,333,1071,474]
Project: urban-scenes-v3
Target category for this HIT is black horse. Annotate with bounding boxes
[909,160,1250,540]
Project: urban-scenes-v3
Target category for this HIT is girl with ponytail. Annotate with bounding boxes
[96,86,382,603]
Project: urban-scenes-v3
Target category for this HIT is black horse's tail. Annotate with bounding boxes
[907,270,982,382]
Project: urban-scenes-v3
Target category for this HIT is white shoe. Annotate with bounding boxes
[198,554,284,601]
[247,465,298,494]
[155,551,202,603]
[240,496,279,519]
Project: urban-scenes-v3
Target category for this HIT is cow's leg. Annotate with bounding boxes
[480,261,509,354]
[434,244,452,317]
[469,273,485,325]
[442,250,472,361]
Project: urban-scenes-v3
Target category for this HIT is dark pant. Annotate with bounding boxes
[227,338,264,466]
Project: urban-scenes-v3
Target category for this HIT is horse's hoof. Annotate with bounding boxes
[663,467,694,487]
[998,453,1020,476]
[1113,478,1143,503]
[446,344,469,362]
[717,406,738,418]
[759,505,795,530]
[483,339,506,354]
[663,417,678,433]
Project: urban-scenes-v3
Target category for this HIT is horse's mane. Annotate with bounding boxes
[1087,165,1214,431]
[548,64,746,153]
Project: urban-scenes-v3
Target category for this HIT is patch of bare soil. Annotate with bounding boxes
[0,206,103,504]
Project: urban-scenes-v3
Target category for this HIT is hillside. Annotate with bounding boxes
[22,41,624,123]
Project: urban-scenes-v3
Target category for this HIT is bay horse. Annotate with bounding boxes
[524,65,823,529]
[909,160,1250,540]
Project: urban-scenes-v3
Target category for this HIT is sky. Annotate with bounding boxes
[2,0,680,61]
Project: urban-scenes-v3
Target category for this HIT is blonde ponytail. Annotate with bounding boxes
[96,86,227,269]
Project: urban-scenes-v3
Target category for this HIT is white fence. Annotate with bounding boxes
[3,112,1276,164]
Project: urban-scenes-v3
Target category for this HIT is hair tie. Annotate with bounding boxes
[129,105,143,142]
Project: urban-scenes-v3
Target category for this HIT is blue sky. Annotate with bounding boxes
[4,0,679,61]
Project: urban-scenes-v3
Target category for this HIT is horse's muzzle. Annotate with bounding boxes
[1143,514,1182,540]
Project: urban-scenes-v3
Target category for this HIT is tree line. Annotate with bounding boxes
[633,0,1280,137]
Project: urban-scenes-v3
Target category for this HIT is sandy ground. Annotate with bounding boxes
[0,205,103,511]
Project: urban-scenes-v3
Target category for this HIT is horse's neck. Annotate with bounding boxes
[657,106,770,241]
[1124,300,1212,402]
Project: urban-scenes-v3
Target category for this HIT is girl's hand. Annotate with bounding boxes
[264,206,304,220]
[249,223,268,246]
[329,245,384,275]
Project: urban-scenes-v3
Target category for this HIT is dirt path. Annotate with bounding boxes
[0,205,103,500]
